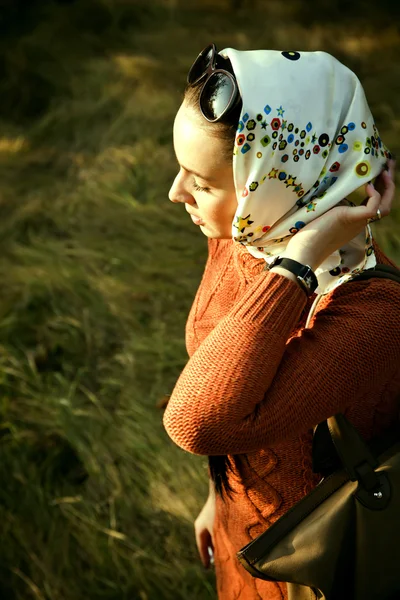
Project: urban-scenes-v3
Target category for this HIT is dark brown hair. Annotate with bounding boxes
[183,66,245,500]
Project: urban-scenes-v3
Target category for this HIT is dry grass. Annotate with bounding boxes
[0,1,398,598]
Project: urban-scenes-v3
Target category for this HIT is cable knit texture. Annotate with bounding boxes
[163,238,400,600]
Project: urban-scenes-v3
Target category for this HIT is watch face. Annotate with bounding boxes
[269,258,317,294]
[301,269,318,293]
[304,274,315,289]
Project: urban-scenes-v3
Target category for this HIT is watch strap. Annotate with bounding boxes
[267,256,318,296]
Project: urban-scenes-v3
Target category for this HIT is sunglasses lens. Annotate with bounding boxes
[188,45,214,84]
[200,72,235,121]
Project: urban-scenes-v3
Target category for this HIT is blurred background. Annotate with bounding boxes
[0,0,398,598]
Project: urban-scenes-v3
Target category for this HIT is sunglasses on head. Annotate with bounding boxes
[187,43,241,123]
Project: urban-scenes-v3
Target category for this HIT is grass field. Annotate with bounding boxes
[0,1,399,598]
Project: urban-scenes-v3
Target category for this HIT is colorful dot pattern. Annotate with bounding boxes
[221,47,392,294]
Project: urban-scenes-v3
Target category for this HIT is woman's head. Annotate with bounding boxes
[169,67,241,238]
[169,100,237,238]
[170,45,392,293]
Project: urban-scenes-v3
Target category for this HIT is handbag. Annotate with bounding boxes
[236,264,400,600]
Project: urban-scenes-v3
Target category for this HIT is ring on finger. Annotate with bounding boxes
[367,208,382,224]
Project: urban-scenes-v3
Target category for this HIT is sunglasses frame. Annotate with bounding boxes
[187,43,240,123]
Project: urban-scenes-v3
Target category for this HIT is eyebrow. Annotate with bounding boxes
[181,165,216,182]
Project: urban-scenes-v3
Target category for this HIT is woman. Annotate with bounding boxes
[163,44,399,600]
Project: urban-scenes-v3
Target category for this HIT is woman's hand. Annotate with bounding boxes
[194,491,216,569]
[283,159,396,271]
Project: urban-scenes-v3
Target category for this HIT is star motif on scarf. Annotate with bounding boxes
[306,201,317,212]
[281,119,287,130]
[268,168,279,179]
[277,105,285,117]
[234,214,254,232]
[285,174,297,187]
[261,120,268,129]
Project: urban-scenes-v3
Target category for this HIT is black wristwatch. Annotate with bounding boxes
[266,256,318,296]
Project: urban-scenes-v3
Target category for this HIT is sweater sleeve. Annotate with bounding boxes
[162,270,400,455]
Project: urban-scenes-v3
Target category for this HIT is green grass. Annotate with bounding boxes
[0,1,398,598]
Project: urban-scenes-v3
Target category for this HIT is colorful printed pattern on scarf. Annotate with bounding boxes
[221,48,391,294]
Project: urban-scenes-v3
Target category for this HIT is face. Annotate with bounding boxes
[169,103,237,239]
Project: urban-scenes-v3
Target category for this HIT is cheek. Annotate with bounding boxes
[201,193,237,225]
[218,193,237,223]
[226,192,238,217]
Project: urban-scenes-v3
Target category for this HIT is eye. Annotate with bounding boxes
[192,180,211,193]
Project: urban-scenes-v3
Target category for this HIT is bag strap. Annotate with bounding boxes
[312,263,400,477]
[326,412,395,508]
[327,413,378,487]
[349,263,400,284]
[306,264,400,330]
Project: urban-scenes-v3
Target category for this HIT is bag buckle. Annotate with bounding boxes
[354,462,391,510]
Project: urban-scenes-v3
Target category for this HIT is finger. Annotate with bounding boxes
[376,158,395,189]
[342,186,379,223]
[365,181,381,206]
[374,171,386,197]
[377,169,395,217]
[358,182,381,221]
[388,158,396,180]
[363,159,395,212]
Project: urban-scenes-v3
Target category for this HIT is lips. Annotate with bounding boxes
[186,208,199,218]
[186,207,204,225]
[190,213,204,225]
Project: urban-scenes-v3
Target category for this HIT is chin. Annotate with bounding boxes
[202,230,232,240]
[198,224,231,240]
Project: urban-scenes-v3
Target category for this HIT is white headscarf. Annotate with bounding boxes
[220,48,392,294]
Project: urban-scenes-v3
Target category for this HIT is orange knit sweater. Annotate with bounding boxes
[163,238,400,600]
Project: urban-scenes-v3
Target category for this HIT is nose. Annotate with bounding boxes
[169,171,196,205]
